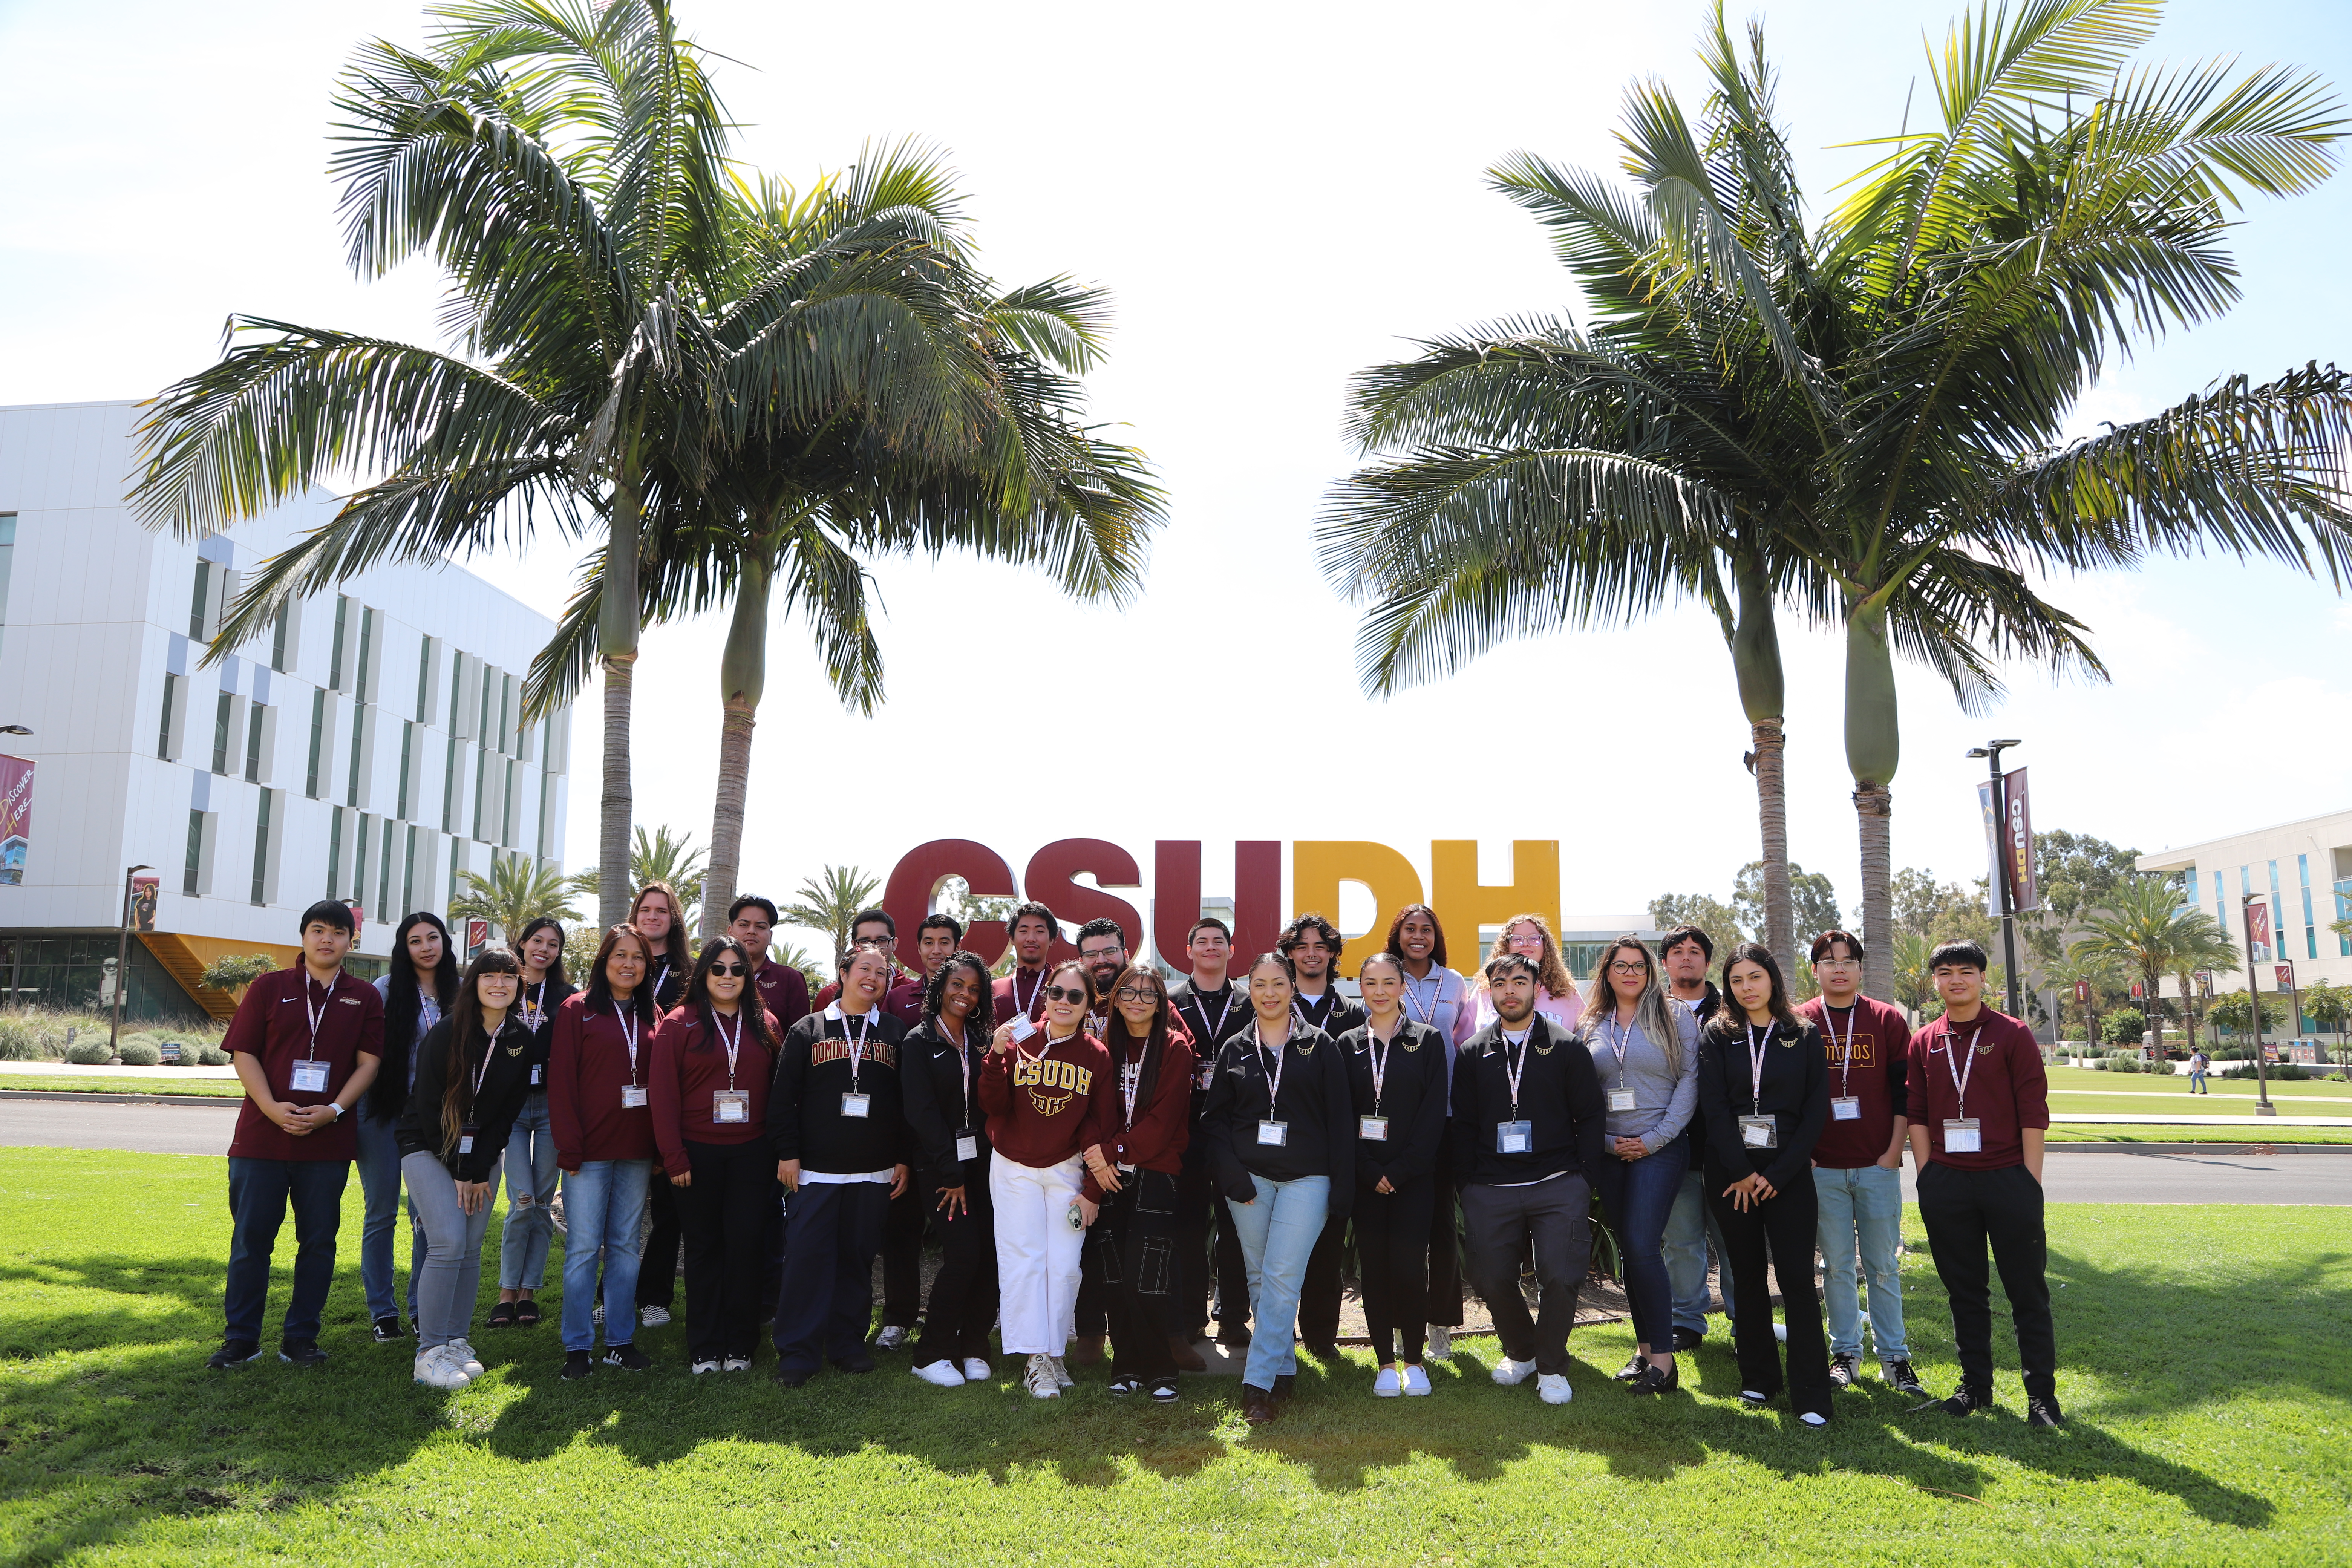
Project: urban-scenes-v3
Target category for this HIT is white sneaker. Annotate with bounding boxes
[691,1359,720,1375]
[1773,1321,1787,1343]
[962,1358,992,1382]
[447,1340,485,1377]
[722,1358,752,1373]
[1538,1373,1573,1406]
[640,1305,671,1328]
[1426,1324,1452,1358]
[1024,1354,1061,1399]
[1491,1356,1537,1387]
[913,1359,966,1387]
[413,1346,469,1389]
[1373,1366,1402,1398]
[1401,1364,1432,1396]
[874,1325,910,1351]
[591,1303,603,1326]
[1048,1355,1073,1389]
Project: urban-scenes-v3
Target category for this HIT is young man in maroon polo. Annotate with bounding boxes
[211,900,384,1369]
[729,895,810,1031]
[1906,939,2062,1427]
[1796,929,1922,1397]
[992,902,1060,1026]
[899,913,963,1022]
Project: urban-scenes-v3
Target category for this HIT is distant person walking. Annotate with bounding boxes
[2187,1049,2211,1095]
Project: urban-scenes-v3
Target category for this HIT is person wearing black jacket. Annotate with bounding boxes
[398,950,535,1390]
[1660,926,1736,1352]
[1084,963,1196,1402]
[627,883,691,1331]
[1169,917,1253,1356]
[1450,952,1606,1408]
[1697,943,1833,1426]
[899,953,1000,1390]
[1340,953,1449,1397]
[492,917,571,1328]
[1286,914,1371,1361]
[767,944,912,1387]
[1198,952,1355,1426]
[362,911,458,1342]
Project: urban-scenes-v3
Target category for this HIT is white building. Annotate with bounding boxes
[2136,808,2352,1036]
[0,399,573,1022]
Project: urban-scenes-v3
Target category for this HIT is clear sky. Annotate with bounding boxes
[3,0,2347,951]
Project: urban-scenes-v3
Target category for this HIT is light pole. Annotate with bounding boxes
[108,864,154,1055]
[1966,740,2025,1020]
[2242,893,2276,1117]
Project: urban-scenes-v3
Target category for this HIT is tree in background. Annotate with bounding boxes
[2300,978,2348,1067]
[2046,943,2125,1048]
[452,857,584,944]
[2104,1008,2148,1047]
[571,824,706,934]
[2209,988,2291,1052]
[780,865,883,966]
[2075,878,2239,1049]
[1733,861,1840,946]
[1646,893,1744,959]
[197,954,274,997]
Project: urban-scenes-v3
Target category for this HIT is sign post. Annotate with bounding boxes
[1968,741,2029,1020]
[2242,895,2277,1118]
[108,863,155,1056]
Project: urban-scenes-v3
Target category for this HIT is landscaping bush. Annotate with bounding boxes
[0,1015,39,1061]
[196,1044,231,1067]
[63,1039,113,1065]
[116,1039,161,1067]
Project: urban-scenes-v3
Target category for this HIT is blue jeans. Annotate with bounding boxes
[224,1156,349,1345]
[559,1159,651,1352]
[1814,1162,1908,1360]
[352,1110,425,1322]
[1593,1137,1686,1350]
[1664,1166,1736,1333]
[1223,1173,1331,1391]
[2188,1069,2208,1094]
[498,1091,559,1290]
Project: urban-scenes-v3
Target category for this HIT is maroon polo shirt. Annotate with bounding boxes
[1796,994,1913,1168]
[752,959,811,1033]
[991,966,1052,1028]
[649,1004,781,1177]
[1905,1008,2050,1171]
[547,991,660,1169]
[225,966,384,1162]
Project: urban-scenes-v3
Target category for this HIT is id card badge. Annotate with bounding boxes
[1196,1060,1216,1092]
[620,1085,649,1109]
[841,1092,873,1119]
[956,1129,980,1162]
[1358,1115,1390,1142]
[1008,1013,1038,1043]
[1943,1117,1982,1154]
[290,1059,329,1094]
[1830,1095,1862,1121]
[712,1090,750,1125]
[1496,1119,1532,1155]
[1606,1087,1637,1113]
[529,1064,543,1087]
[458,1124,477,1155]
[1256,1119,1289,1147]
[1738,1114,1778,1149]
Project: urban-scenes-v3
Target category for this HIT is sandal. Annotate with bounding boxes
[487,1301,518,1329]
[514,1299,542,1327]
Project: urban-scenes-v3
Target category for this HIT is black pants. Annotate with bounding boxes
[1297,1214,1348,1349]
[678,1141,770,1362]
[1461,1175,1590,1377]
[1916,1161,2056,1402]
[1709,1167,1831,1419]
[1179,1158,1252,1340]
[910,1169,998,1366]
[880,1185,925,1329]
[771,1181,888,1374]
[1425,1150,1464,1329]
[1357,1178,1436,1365]
[639,1171,681,1310]
[1096,1168,1184,1380]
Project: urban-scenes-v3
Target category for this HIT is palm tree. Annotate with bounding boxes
[779,864,883,964]
[2046,943,2124,1048]
[2076,877,2239,1045]
[451,854,585,943]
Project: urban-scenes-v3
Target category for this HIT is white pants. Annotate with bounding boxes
[991,1154,1086,1355]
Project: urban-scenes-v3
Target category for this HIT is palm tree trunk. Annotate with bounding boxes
[1730,563,1793,974]
[596,476,644,932]
[700,553,771,946]
[1845,600,1900,1002]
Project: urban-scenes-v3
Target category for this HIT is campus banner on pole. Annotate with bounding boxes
[2003,767,2038,911]
[130,876,158,933]
[0,755,31,886]
[1977,781,2003,916]
[2247,899,2273,962]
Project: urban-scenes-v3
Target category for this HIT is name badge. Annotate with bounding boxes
[529,1064,543,1087]
[1358,1115,1389,1142]
[1738,1115,1778,1149]
[1496,1119,1531,1155]
[956,1131,980,1162]
[290,1059,329,1094]
[1830,1096,1861,1121]
[621,1085,648,1109]
[841,1092,873,1119]
[1196,1061,1216,1091]
[1943,1117,1982,1154]
[712,1090,749,1124]
[1256,1119,1288,1147]
[1008,1014,1038,1043]
[458,1129,476,1155]
[1606,1087,1637,1113]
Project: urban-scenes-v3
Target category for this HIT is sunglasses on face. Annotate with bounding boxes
[1044,985,1087,1003]
[1114,986,1158,1003]
[708,963,746,977]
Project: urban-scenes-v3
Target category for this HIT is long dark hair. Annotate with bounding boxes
[1105,960,1174,1051]
[510,915,574,1012]
[1582,934,1686,1077]
[921,952,997,1039]
[439,948,521,1157]
[682,936,776,1054]
[583,923,659,1029]
[1717,942,1803,1033]
[374,911,458,1121]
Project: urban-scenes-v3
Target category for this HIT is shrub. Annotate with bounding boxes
[199,953,275,994]
[64,1039,113,1065]
[196,1044,232,1066]
[2106,1054,2144,1074]
[2269,1063,2308,1082]
[2090,1057,2109,1070]
[116,1039,162,1067]
[0,1015,38,1061]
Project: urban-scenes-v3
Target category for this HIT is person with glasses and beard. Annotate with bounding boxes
[1065,917,1136,1363]
[1082,962,1196,1403]
[900,952,1000,1390]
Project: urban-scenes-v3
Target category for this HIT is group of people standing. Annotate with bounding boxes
[209,890,2064,1432]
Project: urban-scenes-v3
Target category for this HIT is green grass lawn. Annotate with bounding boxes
[0,1079,241,1099]
[2044,1122,2352,1144]
[2047,1075,2349,1099]
[3,1148,2346,1567]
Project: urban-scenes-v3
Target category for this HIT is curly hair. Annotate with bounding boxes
[921,951,998,1037]
[1491,911,1576,999]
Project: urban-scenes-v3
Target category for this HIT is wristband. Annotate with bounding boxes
[326,1101,344,1119]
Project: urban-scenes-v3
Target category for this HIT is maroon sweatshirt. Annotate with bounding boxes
[1101,1021,1196,1176]
[753,959,812,1033]
[224,967,384,1162]
[548,991,660,1170]
[978,1029,1117,1198]
[649,1004,781,1178]
[1905,1008,2050,1171]
[1796,994,1913,1168]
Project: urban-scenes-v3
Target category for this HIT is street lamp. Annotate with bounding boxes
[2241,893,2277,1118]
[1965,740,2026,1020]
[108,865,153,1056]
[0,725,30,735]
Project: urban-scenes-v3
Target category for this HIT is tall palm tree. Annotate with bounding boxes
[451,854,585,942]
[2076,876,2240,1038]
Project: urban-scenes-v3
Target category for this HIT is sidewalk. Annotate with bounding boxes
[0,1060,240,1080]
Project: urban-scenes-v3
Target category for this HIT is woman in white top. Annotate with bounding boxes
[1470,913,1584,1034]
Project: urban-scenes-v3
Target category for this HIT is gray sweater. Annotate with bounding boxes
[1581,1006,1700,1155]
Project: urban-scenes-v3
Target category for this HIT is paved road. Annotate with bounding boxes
[4,1100,2350,1203]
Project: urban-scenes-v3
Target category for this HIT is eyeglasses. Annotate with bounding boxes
[1044,985,1087,1002]
[1114,986,1157,1003]
[1081,949,1125,964]
[1608,961,1649,976]
[708,963,746,977]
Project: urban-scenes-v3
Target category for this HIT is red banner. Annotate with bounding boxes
[0,755,31,887]
[2246,899,2273,959]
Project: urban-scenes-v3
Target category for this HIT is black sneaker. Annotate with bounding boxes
[1150,1378,1179,1404]
[1829,1352,1860,1389]
[1628,1361,1678,1396]
[833,1351,877,1375]
[602,1343,651,1372]
[1613,1352,1646,1382]
[1928,1384,1993,1417]
[1670,1327,1704,1354]
[1272,1373,1295,1401]
[560,1350,594,1380]
[772,1366,811,1388]
[1883,1358,1926,1397]
[2025,1396,2067,1429]
[1303,1341,1341,1362]
[371,1315,406,1343]
[205,1339,262,1370]
[1737,1389,1771,1410]
[279,1340,328,1367]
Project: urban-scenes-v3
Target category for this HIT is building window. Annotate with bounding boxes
[306,689,327,798]
[501,759,518,847]
[244,703,266,782]
[402,825,419,917]
[347,703,366,808]
[396,721,414,821]
[355,606,375,699]
[2337,877,2352,957]
[536,766,553,860]
[211,691,234,775]
[159,674,180,761]
[376,815,394,925]
[184,808,205,896]
[473,743,489,841]
[442,734,459,833]
[188,560,212,640]
[327,807,344,898]
[2299,854,2316,960]
[251,789,274,906]
[329,596,349,690]
[271,599,295,673]
[354,813,372,908]
[0,514,15,662]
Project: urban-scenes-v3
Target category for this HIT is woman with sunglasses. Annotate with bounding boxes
[1081,962,1197,1403]
[490,916,571,1329]
[1199,952,1357,1426]
[981,959,1118,1400]
[901,952,1000,1389]
[1470,914,1583,1034]
[1339,951,1450,1396]
[360,911,459,1343]
[548,923,660,1378]
[400,949,535,1389]
[1578,936,1700,1396]
[650,936,779,1374]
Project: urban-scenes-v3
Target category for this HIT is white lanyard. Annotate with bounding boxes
[522,978,549,1031]
[1501,1027,1533,1117]
[1119,1036,1144,1127]
[1013,968,1046,1018]
[1194,985,1236,1041]
[1746,1022,1769,1112]
[1602,1014,1636,1091]
[303,981,330,1055]
[614,1005,641,1084]
[844,1011,870,1093]
[939,1023,972,1128]
[1943,1022,1981,1115]
[714,1009,743,1090]
[1367,1021,1397,1113]
[1402,974,1444,1026]
[466,1023,501,1107]
[1253,1023,1288,1110]
[1824,1003,1857,1095]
